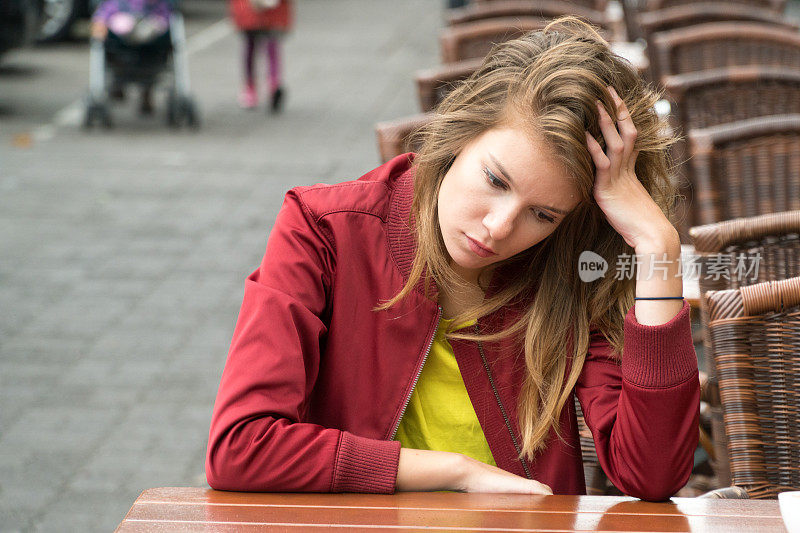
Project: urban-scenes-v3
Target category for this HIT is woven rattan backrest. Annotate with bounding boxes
[687,114,800,227]
[374,113,433,164]
[664,66,800,133]
[639,4,799,58]
[704,276,800,498]
[690,211,800,487]
[651,22,800,83]
[690,211,800,296]
[446,0,607,27]
[439,17,550,63]
[645,0,785,11]
[475,0,610,12]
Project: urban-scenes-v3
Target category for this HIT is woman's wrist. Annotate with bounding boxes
[632,225,680,258]
[630,228,684,325]
[451,453,474,492]
[395,448,466,492]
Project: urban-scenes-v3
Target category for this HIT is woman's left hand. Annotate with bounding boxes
[585,86,675,251]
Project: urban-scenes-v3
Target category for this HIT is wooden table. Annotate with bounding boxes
[116,487,787,532]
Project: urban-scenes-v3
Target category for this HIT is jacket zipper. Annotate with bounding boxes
[476,326,533,480]
[389,306,442,440]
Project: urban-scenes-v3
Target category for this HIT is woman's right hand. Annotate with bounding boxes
[455,454,553,495]
[395,448,552,494]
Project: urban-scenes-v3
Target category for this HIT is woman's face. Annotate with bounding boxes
[437,125,581,284]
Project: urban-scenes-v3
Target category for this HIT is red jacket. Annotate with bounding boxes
[229,0,292,32]
[206,154,700,501]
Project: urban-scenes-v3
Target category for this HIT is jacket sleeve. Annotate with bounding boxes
[575,301,699,501]
[205,190,401,493]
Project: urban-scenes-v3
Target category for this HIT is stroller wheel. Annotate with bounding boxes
[101,108,113,129]
[166,91,180,128]
[183,98,200,129]
[83,96,113,130]
[166,92,201,129]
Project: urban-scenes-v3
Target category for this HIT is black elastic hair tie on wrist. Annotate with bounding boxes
[634,296,684,300]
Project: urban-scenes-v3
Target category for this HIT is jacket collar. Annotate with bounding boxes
[386,154,441,300]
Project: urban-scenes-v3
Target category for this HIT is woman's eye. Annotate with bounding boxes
[533,209,556,224]
[483,167,507,189]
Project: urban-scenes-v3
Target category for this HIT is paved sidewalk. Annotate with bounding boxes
[0,1,440,530]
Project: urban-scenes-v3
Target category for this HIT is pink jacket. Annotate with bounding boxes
[206,154,700,501]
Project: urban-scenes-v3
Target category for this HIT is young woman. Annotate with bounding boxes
[206,17,699,501]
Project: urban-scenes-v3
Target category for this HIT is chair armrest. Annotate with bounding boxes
[698,486,749,499]
[374,113,435,163]
[414,58,482,111]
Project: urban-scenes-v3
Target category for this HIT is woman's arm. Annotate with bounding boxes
[586,86,685,326]
[576,304,699,501]
[206,190,400,494]
[581,87,699,501]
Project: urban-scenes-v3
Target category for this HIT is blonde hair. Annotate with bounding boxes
[380,17,677,459]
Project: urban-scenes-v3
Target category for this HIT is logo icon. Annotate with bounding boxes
[578,251,608,282]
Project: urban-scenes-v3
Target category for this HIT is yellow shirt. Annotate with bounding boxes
[395,318,497,467]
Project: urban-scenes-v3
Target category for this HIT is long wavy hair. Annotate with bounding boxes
[379,16,677,459]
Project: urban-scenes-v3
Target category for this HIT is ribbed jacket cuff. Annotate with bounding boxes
[331,432,401,494]
[621,300,697,388]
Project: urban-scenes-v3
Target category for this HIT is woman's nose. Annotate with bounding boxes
[483,205,516,242]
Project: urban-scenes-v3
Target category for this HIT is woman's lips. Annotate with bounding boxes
[466,234,497,257]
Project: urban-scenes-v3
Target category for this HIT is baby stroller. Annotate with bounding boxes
[84,1,199,129]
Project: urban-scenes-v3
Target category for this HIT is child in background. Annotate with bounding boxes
[229,0,293,112]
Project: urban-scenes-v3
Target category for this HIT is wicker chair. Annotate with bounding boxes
[701,275,800,498]
[645,0,785,11]
[663,66,800,236]
[625,0,787,44]
[687,114,800,228]
[690,211,800,293]
[374,113,434,164]
[664,66,800,133]
[689,210,800,488]
[475,0,609,11]
[414,58,482,113]
[575,399,622,495]
[650,22,800,84]
[620,0,648,43]
[639,3,799,80]
[439,17,552,63]
[446,0,608,28]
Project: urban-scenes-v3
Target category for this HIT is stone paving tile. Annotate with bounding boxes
[0,336,90,365]
[1,406,123,454]
[20,298,132,340]
[32,489,133,533]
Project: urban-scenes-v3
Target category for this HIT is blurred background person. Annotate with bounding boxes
[90,0,175,114]
[229,0,292,112]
